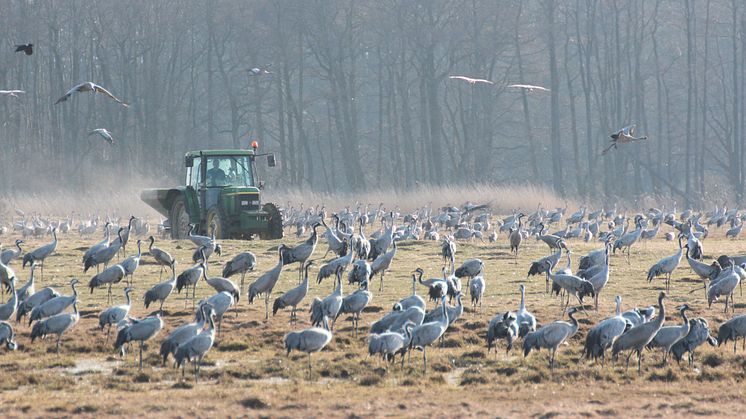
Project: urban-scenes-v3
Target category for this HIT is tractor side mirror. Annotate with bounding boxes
[267,154,276,167]
[258,181,265,190]
[185,156,194,167]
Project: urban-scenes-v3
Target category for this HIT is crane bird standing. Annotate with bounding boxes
[646,236,684,292]
[273,261,313,323]
[114,315,164,370]
[29,279,79,326]
[222,251,257,294]
[486,311,518,356]
[612,292,666,373]
[98,287,133,343]
[174,303,216,382]
[408,295,449,373]
[160,305,207,366]
[22,227,57,280]
[55,82,129,107]
[284,318,333,379]
[248,245,286,320]
[523,308,580,369]
[30,296,80,354]
[144,262,178,315]
[147,236,175,279]
[647,304,691,365]
[280,223,319,283]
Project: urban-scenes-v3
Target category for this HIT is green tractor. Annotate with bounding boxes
[140,148,283,240]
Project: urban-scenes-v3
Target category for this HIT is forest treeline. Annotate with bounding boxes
[0,0,742,207]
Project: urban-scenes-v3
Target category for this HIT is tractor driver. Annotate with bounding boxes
[206,159,227,186]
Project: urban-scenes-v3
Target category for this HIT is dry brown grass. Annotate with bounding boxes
[0,220,744,417]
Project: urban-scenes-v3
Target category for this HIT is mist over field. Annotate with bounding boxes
[1,1,742,210]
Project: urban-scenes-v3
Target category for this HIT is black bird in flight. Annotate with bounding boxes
[15,44,33,55]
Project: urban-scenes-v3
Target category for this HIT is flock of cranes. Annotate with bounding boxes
[1,201,746,382]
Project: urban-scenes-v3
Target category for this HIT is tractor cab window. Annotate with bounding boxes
[187,157,202,188]
[205,156,254,187]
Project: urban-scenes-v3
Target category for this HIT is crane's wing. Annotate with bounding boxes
[93,84,129,107]
[449,75,471,82]
[509,84,550,92]
[0,90,25,95]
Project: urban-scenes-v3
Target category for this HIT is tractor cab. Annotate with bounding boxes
[141,146,282,240]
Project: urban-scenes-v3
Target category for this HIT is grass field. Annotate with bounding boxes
[0,224,745,418]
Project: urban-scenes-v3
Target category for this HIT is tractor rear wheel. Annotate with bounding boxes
[170,196,191,239]
[260,203,284,240]
[206,206,229,239]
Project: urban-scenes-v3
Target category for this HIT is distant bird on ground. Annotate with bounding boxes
[647,304,691,365]
[144,263,177,315]
[284,320,333,379]
[29,279,78,326]
[523,308,580,369]
[717,314,746,354]
[98,287,133,343]
[486,311,518,356]
[1,239,24,265]
[16,286,58,323]
[248,246,286,319]
[337,279,372,337]
[160,306,207,366]
[508,83,551,92]
[408,295,449,373]
[223,251,257,294]
[55,82,129,107]
[449,75,494,85]
[612,292,666,373]
[22,227,57,279]
[147,236,175,279]
[671,317,717,365]
[273,261,313,323]
[602,124,648,155]
[30,297,80,354]
[14,44,33,55]
[0,90,25,98]
[174,303,216,382]
[89,128,115,145]
[114,315,164,370]
[516,284,536,338]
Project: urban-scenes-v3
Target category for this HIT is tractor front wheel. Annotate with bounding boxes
[206,206,229,239]
[170,196,191,239]
[260,203,284,240]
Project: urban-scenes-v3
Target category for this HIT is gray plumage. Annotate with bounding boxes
[371,306,425,334]
[647,304,691,364]
[88,264,126,303]
[0,279,16,321]
[160,307,206,365]
[523,308,580,369]
[82,222,111,264]
[516,284,536,338]
[15,263,36,302]
[583,296,631,364]
[188,223,214,248]
[486,311,518,355]
[284,323,333,378]
[717,314,746,354]
[367,323,413,364]
[423,292,462,326]
[147,236,176,279]
[281,223,319,281]
[202,263,240,302]
[0,321,17,351]
[415,267,448,304]
[114,315,164,369]
[347,259,372,285]
[671,317,717,365]
[370,240,397,291]
[119,239,143,282]
[84,228,123,273]
[395,274,426,312]
[273,261,312,321]
[30,298,80,353]
[310,268,344,330]
[144,264,177,314]
[707,265,740,313]
[176,262,205,308]
[222,251,257,293]
[546,266,595,311]
[612,292,666,372]
[248,246,285,319]
[1,239,23,265]
[338,280,372,336]
[29,279,79,326]
[408,295,449,372]
[16,286,58,323]
[469,276,485,311]
[646,237,684,292]
[454,258,483,279]
[22,228,58,280]
[174,304,216,381]
[99,287,133,342]
[196,292,234,338]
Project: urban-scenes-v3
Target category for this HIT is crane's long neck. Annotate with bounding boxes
[72,300,79,318]
[655,297,666,327]
[519,287,526,311]
[149,237,155,252]
[441,299,448,325]
[411,275,417,296]
[615,297,621,316]
[137,241,142,257]
[125,290,132,306]
[680,309,688,325]
[207,313,216,332]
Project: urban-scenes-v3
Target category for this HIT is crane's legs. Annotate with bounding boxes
[422,347,428,373]
[637,349,642,374]
[264,294,270,320]
[55,335,62,354]
[159,300,165,316]
[139,341,144,370]
[307,353,312,380]
[192,284,197,309]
